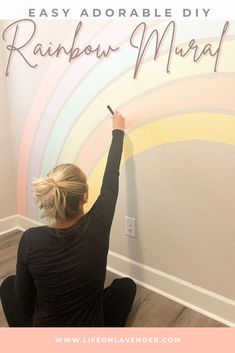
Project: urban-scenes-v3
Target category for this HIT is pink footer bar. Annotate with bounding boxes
[0,327,234,353]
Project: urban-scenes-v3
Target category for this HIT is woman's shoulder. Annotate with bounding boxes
[17,227,51,259]
[22,225,49,235]
[21,226,51,243]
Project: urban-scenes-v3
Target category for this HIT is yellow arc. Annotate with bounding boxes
[85,112,235,211]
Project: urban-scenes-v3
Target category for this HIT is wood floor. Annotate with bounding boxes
[0,230,226,327]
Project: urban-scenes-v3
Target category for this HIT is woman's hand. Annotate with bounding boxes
[112,111,125,131]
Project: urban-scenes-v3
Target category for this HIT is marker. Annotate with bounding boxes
[107,105,114,115]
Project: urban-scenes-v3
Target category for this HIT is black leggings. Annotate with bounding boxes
[0,275,136,327]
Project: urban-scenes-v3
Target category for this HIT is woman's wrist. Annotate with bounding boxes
[112,111,125,131]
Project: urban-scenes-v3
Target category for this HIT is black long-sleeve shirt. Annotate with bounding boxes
[15,129,124,327]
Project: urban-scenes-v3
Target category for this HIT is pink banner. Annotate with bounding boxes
[0,327,234,353]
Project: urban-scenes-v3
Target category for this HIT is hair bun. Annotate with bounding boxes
[33,163,87,221]
[46,177,57,187]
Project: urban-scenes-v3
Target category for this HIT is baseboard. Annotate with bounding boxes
[0,215,19,236]
[0,214,42,235]
[16,214,42,231]
[0,214,234,327]
[107,252,235,327]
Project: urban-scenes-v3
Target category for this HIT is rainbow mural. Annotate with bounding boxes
[16,19,235,220]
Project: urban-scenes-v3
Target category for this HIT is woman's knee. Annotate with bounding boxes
[115,277,137,297]
[0,275,16,292]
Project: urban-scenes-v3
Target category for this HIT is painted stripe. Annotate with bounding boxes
[85,113,235,211]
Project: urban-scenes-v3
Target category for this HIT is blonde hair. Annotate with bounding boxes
[33,164,87,221]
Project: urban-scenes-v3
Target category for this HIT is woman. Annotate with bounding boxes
[0,111,136,327]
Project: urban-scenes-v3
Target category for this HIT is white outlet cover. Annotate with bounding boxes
[125,217,136,237]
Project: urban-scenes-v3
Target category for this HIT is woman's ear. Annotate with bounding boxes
[83,191,88,204]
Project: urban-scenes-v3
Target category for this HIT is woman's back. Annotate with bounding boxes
[17,211,109,326]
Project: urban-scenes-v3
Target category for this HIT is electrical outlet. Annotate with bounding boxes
[125,217,136,237]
